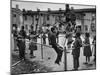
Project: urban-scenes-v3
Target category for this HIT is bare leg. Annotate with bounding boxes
[86,56,88,63]
[88,56,90,62]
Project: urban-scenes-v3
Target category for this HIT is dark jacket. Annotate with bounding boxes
[29,41,37,51]
[19,30,26,39]
[50,32,57,46]
[72,37,82,57]
[17,39,25,50]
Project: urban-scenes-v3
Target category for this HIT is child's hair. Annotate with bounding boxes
[85,32,90,37]
[21,26,24,30]
[51,27,55,32]
[94,35,96,40]
[75,32,81,38]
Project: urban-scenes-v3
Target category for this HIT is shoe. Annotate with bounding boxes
[72,68,78,71]
[48,57,51,60]
[14,49,19,51]
[83,62,88,64]
[30,56,36,58]
[87,62,93,66]
[55,61,60,65]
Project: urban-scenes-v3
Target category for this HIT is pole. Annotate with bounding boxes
[64,47,67,71]
[40,11,43,59]
[41,27,43,59]
[63,37,67,71]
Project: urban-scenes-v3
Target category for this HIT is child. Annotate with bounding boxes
[29,37,37,58]
[83,33,92,64]
[13,26,18,51]
[72,33,82,70]
[17,36,26,60]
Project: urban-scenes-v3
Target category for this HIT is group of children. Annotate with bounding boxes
[12,25,39,60]
[12,25,96,69]
[72,32,96,70]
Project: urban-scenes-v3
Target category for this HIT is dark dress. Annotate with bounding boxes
[29,35,38,51]
[29,41,37,51]
[83,37,92,57]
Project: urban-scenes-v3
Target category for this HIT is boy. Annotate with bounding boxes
[72,33,82,70]
[50,27,63,65]
[17,36,26,60]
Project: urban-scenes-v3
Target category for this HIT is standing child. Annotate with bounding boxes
[17,36,26,60]
[13,26,18,51]
[29,37,37,58]
[72,33,82,70]
[83,33,92,64]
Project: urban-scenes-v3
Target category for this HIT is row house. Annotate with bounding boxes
[12,5,96,34]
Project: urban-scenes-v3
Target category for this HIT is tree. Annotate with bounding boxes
[65,4,76,32]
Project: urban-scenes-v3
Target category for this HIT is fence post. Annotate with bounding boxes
[41,34,43,59]
[64,47,67,71]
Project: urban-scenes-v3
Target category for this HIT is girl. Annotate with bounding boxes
[29,37,37,58]
[83,33,92,64]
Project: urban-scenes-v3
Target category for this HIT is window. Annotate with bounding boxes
[25,16,27,20]
[91,23,95,32]
[47,15,49,20]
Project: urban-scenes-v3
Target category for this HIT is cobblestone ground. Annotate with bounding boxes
[11,60,52,75]
[11,52,53,75]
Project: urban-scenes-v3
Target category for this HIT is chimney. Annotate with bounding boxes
[59,8,62,11]
[65,4,70,13]
[71,7,74,10]
[37,8,40,12]
[66,4,69,9]
[48,8,51,12]
[16,4,19,9]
